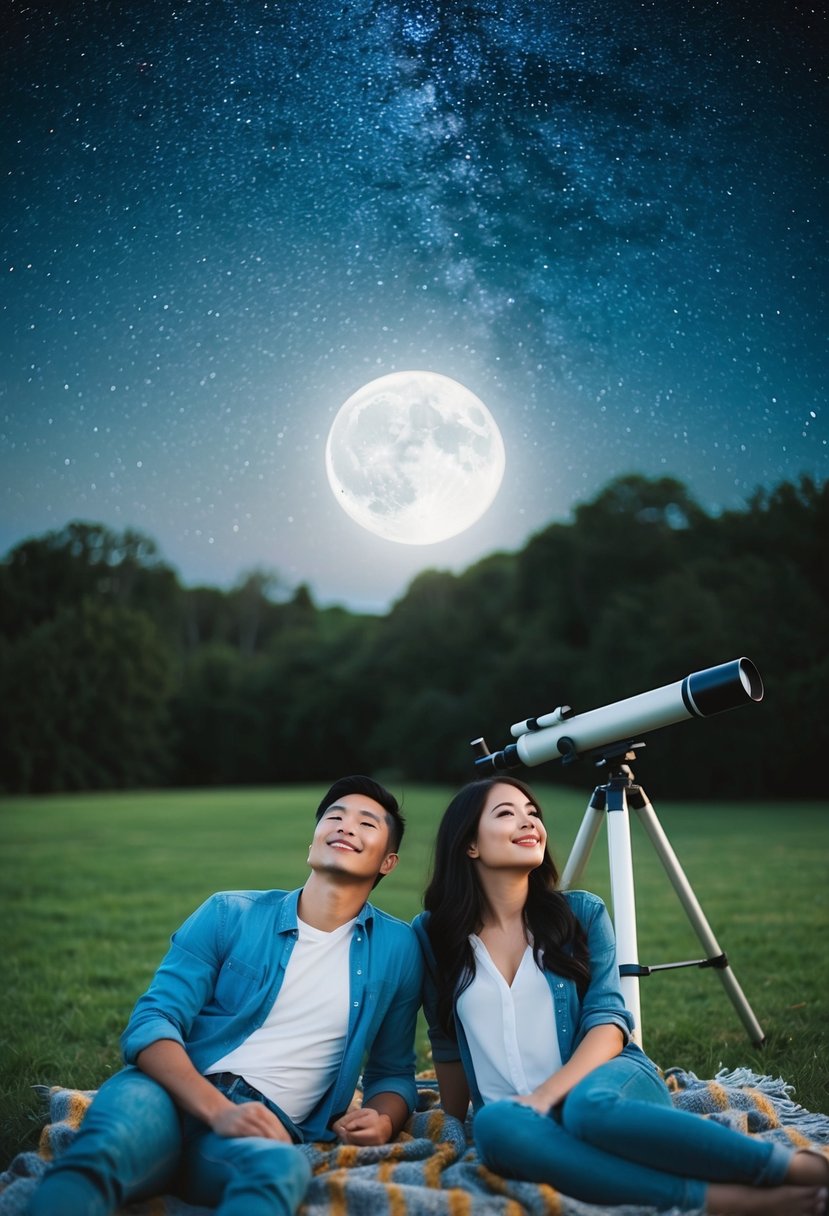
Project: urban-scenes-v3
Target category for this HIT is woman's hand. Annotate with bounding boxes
[508,1024,625,1115]
[508,1089,555,1116]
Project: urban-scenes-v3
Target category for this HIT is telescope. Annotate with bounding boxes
[472,658,763,771]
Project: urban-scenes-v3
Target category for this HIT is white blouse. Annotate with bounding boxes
[456,935,563,1104]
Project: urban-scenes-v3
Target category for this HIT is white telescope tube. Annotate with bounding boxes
[480,658,763,771]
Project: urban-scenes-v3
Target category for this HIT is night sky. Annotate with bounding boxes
[2,1,826,612]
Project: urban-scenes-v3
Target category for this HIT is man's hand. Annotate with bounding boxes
[331,1107,394,1146]
[211,1100,293,1143]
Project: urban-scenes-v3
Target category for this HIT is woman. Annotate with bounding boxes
[413,776,828,1215]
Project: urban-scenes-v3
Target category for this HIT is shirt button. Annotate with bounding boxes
[356,969,362,975]
[557,982,564,989]
[353,1001,359,1007]
[357,936,362,942]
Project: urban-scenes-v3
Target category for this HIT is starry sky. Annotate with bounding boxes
[2,0,826,612]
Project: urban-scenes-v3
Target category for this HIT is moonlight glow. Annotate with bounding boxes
[325,371,506,545]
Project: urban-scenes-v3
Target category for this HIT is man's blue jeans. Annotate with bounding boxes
[28,1067,311,1216]
[473,1054,794,1211]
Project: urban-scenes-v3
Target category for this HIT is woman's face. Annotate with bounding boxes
[467,782,547,871]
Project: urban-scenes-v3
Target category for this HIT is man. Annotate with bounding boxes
[30,775,423,1216]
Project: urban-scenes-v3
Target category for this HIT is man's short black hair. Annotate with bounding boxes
[315,774,405,853]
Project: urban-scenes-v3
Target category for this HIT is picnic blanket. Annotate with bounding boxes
[2,1068,828,1216]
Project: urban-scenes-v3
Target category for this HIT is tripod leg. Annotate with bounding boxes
[632,792,765,1046]
[560,790,605,891]
[561,785,644,1044]
[605,788,644,1045]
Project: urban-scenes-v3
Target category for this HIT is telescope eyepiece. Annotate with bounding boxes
[473,743,521,771]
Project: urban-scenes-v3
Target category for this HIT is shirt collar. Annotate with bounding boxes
[277,888,374,934]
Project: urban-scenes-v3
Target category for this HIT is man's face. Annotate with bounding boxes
[308,793,399,884]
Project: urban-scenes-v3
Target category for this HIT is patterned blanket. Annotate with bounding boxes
[2,1069,828,1216]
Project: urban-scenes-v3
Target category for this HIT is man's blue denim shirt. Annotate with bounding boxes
[121,887,423,1141]
[413,889,654,1114]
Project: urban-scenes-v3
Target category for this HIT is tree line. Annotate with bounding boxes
[1,473,826,798]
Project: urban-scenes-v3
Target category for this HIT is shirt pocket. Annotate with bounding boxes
[214,955,263,1012]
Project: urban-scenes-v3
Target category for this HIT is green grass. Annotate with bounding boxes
[1,784,827,1163]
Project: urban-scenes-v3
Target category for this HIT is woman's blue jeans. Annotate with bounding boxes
[28,1066,311,1216]
[473,1054,794,1212]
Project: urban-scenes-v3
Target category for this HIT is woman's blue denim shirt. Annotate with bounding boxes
[413,890,650,1113]
[121,888,423,1141]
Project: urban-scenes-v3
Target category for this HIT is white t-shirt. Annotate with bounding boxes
[456,934,562,1104]
[207,915,355,1121]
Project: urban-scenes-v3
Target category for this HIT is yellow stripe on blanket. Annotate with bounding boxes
[534,1184,563,1215]
[423,1142,457,1189]
[784,1127,814,1148]
[425,1110,450,1143]
[386,1182,407,1216]
[445,1188,473,1215]
[66,1091,93,1128]
[37,1124,53,1162]
[747,1089,780,1127]
[475,1165,530,1216]
[322,1169,408,1216]
[37,1089,93,1162]
[477,1163,509,1193]
[705,1081,730,1111]
[324,1168,350,1216]
[784,1129,829,1153]
[382,1142,412,1161]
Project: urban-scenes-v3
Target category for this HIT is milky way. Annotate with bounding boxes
[2,0,825,610]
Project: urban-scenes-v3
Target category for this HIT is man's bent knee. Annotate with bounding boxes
[192,1135,311,1213]
[30,1069,182,1215]
[232,1138,310,1185]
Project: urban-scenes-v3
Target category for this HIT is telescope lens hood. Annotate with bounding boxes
[682,658,763,718]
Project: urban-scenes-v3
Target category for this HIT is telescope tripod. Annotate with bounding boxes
[559,748,765,1049]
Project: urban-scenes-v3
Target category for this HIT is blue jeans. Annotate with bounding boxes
[28,1067,311,1216]
[473,1054,794,1212]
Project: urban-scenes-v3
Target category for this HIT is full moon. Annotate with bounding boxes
[325,371,506,545]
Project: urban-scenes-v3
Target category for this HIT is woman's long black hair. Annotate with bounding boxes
[422,776,591,1037]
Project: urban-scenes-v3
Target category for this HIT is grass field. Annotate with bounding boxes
[1,783,827,1163]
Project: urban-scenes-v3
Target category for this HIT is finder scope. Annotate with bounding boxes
[472,658,763,772]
